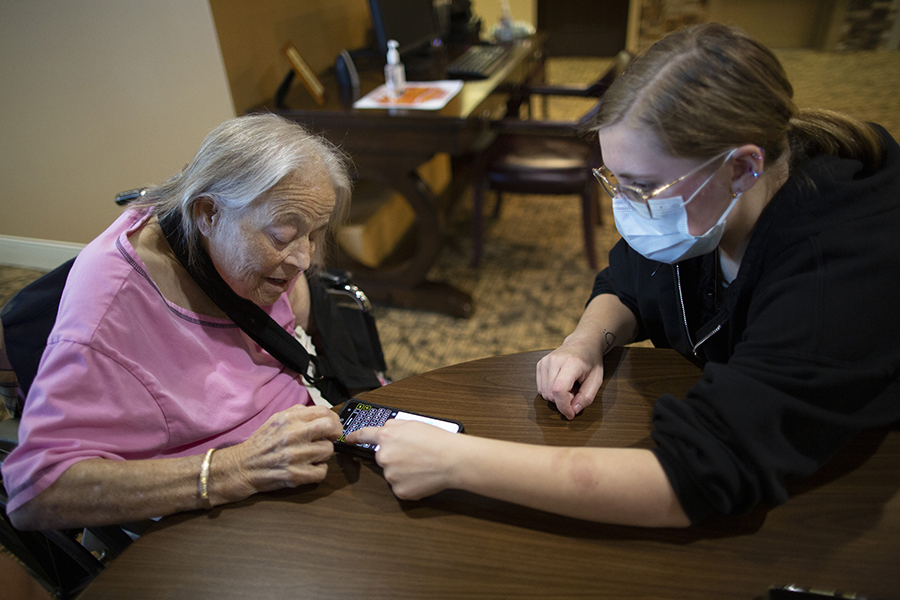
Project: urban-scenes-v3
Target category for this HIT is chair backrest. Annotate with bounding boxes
[0,258,74,416]
[575,49,633,128]
[492,50,633,138]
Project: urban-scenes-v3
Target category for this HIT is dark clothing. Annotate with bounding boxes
[591,125,900,522]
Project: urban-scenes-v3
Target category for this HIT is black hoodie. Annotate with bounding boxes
[591,125,900,522]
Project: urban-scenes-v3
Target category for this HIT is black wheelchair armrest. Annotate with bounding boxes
[0,417,18,456]
[315,268,372,312]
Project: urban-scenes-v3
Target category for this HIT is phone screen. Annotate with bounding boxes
[335,400,463,457]
[392,410,463,432]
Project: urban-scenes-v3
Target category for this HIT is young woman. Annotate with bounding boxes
[348,23,900,526]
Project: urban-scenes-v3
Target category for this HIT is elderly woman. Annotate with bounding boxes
[3,114,359,530]
[347,23,900,526]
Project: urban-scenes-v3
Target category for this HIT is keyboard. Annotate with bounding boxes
[339,404,396,450]
[446,44,510,80]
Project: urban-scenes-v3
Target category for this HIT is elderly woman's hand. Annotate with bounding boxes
[222,404,344,501]
[345,420,460,500]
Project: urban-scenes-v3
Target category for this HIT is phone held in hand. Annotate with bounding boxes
[335,400,465,459]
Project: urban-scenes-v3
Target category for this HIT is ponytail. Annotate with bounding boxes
[788,109,884,172]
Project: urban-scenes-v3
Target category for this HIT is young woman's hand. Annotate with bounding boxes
[536,332,605,420]
[345,420,460,500]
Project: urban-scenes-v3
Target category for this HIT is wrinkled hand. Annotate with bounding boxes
[345,420,457,500]
[229,404,343,498]
[536,334,604,420]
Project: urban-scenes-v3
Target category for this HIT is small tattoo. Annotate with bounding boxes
[603,329,616,351]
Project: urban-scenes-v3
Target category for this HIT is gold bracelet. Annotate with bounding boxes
[199,448,216,510]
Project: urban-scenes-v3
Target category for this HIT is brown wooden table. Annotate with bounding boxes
[79,348,900,599]
[255,38,545,318]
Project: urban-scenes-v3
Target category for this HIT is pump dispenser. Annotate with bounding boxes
[500,0,513,28]
[384,39,406,99]
[496,0,515,41]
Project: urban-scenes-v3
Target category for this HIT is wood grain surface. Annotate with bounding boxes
[79,348,899,600]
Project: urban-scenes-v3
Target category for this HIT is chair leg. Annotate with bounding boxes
[581,189,598,270]
[593,181,603,226]
[472,178,486,267]
[492,192,503,219]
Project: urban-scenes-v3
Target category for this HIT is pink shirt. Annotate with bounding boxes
[2,209,311,513]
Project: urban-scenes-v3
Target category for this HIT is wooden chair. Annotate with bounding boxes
[470,50,631,268]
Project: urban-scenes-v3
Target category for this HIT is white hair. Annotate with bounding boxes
[134,113,351,267]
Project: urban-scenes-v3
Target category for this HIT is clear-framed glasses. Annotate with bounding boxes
[592,150,732,219]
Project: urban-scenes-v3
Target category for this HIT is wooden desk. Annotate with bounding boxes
[79,348,900,599]
[256,39,545,318]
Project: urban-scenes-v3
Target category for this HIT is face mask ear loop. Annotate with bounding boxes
[713,191,743,234]
[681,149,738,210]
[682,169,722,209]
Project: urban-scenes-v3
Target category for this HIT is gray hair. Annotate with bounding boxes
[133,113,351,268]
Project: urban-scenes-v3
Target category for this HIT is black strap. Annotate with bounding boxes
[157,210,327,386]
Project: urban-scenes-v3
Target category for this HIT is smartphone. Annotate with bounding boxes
[334,400,464,459]
[768,586,879,600]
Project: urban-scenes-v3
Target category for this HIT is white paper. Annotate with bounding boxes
[353,80,464,111]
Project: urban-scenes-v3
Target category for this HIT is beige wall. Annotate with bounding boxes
[0,0,456,261]
[708,0,835,49]
[209,0,372,115]
[472,0,537,32]
[0,0,235,251]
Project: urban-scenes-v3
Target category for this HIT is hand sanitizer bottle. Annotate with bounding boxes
[497,0,514,41]
[384,39,406,99]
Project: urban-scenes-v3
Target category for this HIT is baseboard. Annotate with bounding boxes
[0,235,85,271]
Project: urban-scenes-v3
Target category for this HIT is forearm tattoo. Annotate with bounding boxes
[603,329,616,353]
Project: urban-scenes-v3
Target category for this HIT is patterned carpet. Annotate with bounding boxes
[2,51,899,383]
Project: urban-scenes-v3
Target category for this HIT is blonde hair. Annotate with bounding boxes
[133,113,351,269]
[594,23,883,172]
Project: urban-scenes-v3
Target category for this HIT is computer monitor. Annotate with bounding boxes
[368,0,440,58]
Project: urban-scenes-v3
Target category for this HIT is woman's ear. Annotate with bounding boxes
[193,196,218,238]
[729,145,765,195]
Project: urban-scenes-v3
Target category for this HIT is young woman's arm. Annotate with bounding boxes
[346,420,690,527]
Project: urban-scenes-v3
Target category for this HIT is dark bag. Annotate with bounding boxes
[309,270,387,392]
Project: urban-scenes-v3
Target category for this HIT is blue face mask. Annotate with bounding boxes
[612,153,741,264]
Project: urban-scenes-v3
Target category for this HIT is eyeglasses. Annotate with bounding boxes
[592,150,732,219]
